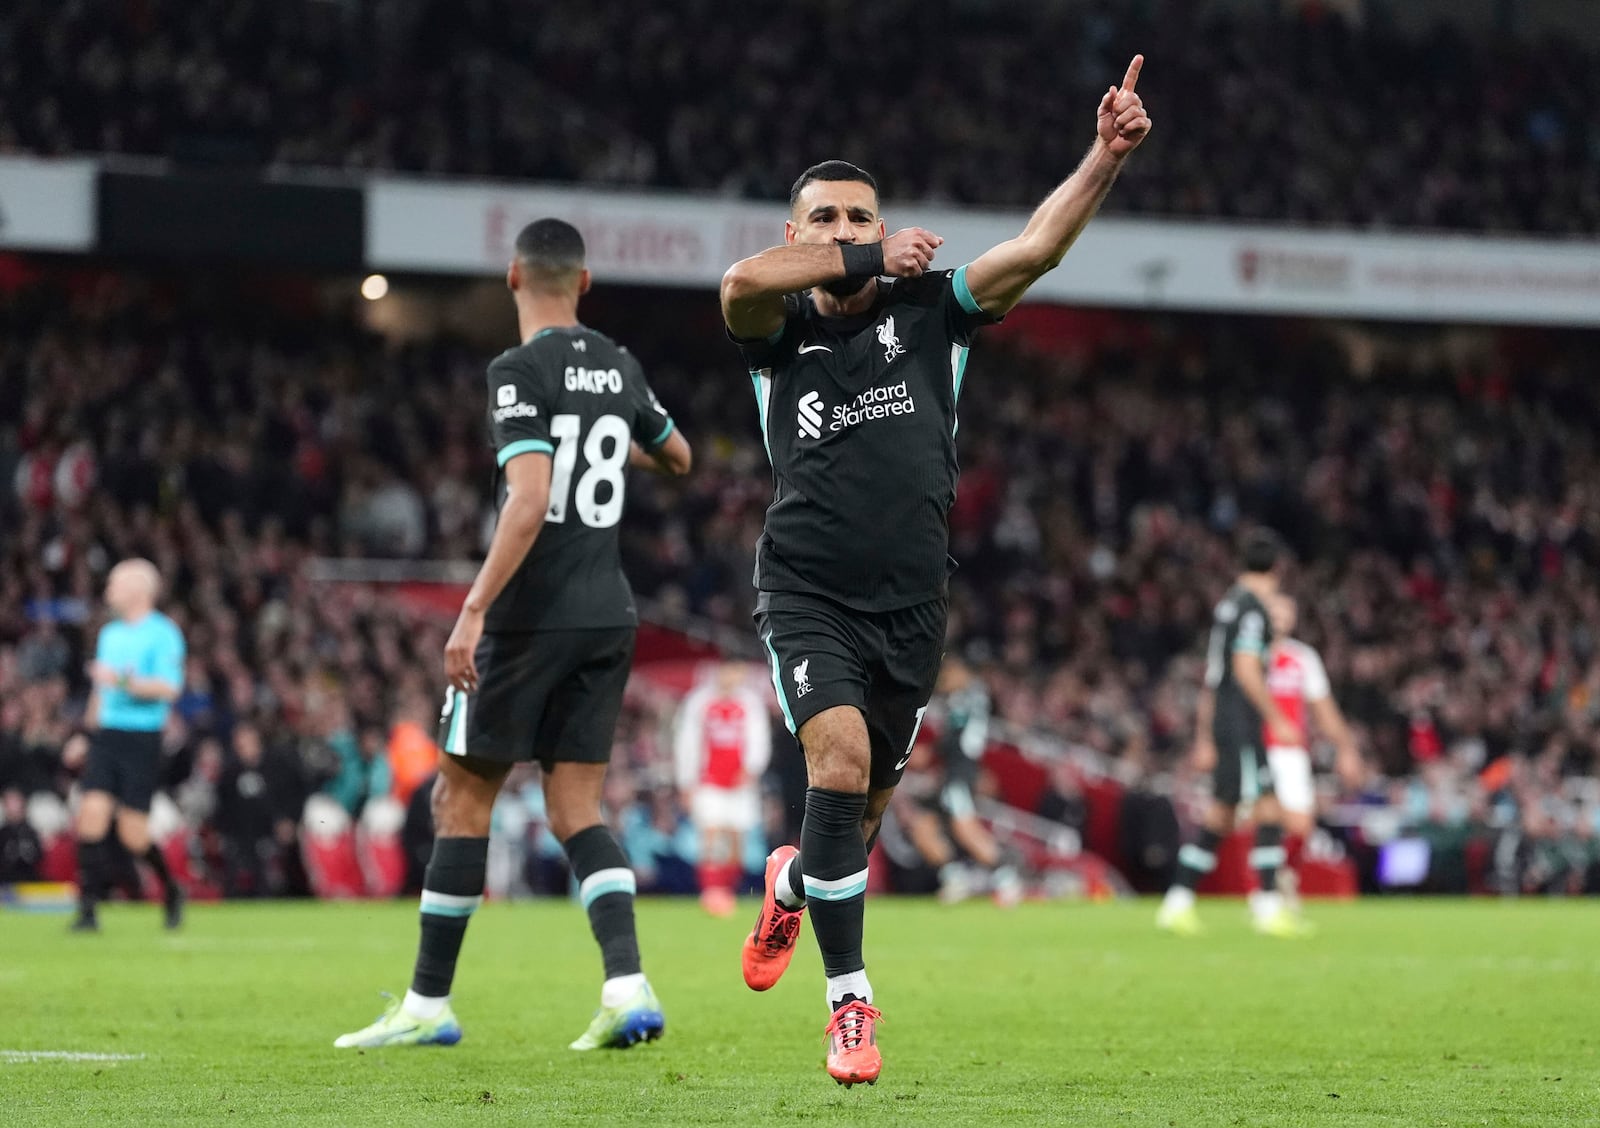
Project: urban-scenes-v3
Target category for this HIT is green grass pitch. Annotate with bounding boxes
[6,897,1600,1126]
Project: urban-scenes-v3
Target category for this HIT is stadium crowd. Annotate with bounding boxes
[1,0,1597,234]
[2,265,1600,896]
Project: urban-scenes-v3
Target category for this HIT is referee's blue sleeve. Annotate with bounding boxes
[149,626,186,684]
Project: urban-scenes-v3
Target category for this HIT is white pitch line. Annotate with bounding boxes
[0,1051,146,1063]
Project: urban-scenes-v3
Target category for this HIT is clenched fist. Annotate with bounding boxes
[878,227,943,278]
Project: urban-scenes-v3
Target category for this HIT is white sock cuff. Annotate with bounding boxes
[402,990,448,1019]
[825,970,873,1011]
[600,972,648,1008]
[775,857,804,909]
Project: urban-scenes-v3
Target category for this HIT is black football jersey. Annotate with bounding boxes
[1204,582,1275,732]
[734,266,1000,612]
[483,325,676,632]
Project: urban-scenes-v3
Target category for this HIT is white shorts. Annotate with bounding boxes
[691,786,759,831]
[1266,746,1314,816]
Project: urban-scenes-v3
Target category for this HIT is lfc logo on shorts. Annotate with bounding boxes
[793,659,813,698]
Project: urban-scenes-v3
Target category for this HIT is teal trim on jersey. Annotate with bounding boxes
[1231,638,1267,655]
[761,632,797,734]
[953,264,986,316]
[528,327,562,341]
[749,370,774,463]
[497,438,554,466]
[950,343,971,436]
[649,418,675,448]
[766,325,785,345]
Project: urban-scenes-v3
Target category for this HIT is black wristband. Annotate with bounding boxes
[839,241,885,279]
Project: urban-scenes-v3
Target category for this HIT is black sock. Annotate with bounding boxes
[76,838,106,916]
[800,788,869,978]
[1252,823,1285,896]
[563,824,641,981]
[143,844,176,895]
[1174,827,1223,891]
[409,836,488,999]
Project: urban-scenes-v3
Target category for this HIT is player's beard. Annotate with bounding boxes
[820,275,876,299]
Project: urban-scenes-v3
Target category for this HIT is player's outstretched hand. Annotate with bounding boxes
[879,228,943,278]
[1097,54,1152,159]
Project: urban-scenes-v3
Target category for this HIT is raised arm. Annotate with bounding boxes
[963,55,1152,317]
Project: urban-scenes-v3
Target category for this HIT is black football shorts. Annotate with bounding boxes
[439,627,635,768]
[755,590,945,791]
[82,728,163,813]
[1211,707,1275,807]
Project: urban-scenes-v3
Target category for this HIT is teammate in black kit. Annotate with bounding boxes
[1157,529,1309,937]
[335,218,692,1052]
[723,57,1153,1085]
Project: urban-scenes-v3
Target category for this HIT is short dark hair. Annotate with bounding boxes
[514,218,585,273]
[789,160,879,209]
[1241,528,1285,575]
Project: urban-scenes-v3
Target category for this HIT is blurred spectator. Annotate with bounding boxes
[0,787,43,882]
[215,721,303,896]
[386,695,440,807]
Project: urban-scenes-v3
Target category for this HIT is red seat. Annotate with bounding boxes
[302,830,365,899]
[356,827,408,897]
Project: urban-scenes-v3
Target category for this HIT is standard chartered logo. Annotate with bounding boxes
[830,380,916,431]
[797,391,824,439]
[796,382,918,440]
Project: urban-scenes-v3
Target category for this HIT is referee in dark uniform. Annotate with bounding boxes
[72,558,186,932]
[724,58,1152,1085]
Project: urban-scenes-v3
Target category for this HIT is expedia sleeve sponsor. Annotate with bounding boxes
[486,351,554,461]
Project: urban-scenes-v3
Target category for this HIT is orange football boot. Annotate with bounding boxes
[742,845,805,990]
[824,999,883,1087]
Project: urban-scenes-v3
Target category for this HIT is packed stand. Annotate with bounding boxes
[2,0,1598,234]
[4,267,1600,897]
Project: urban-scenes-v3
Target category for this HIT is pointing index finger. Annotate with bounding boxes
[1121,54,1143,93]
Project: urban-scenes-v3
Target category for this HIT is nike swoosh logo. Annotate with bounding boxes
[894,751,913,771]
[798,343,832,355]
